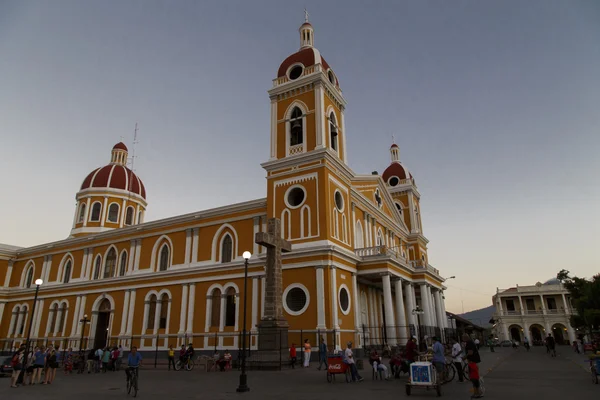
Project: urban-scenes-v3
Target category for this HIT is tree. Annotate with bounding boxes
[557,269,600,335]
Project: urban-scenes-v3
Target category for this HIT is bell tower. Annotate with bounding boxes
[267,18,348,164]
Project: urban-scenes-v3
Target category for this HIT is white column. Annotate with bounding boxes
[203,293,212,349]
[186,283,195,333]
[100,196,108,227]
[78,249,88,280]
[420,284,432,326]
[184,229,192,264]
[8,309,17,338]
[352,273,361,345]
[260,276,266,318]
[341,109,348,162]
[368,287,376,339]
[32,299,44,338]
[433,290,446,333]
[382,273,396,345]
[179,284,188,334]
[3,260,13,287]
[77,296,87,334]
[83,198,91,227]
[153,298,161,336]
[191,228,199,263]
[428,287,438,327]
[126,290,136,335]
[133,239,142,271]
[407,195,416,232]
[84,248,94,279]
[316,266,326,329]
[539,295,546,314]
[127,240,136,274]
[269,98,277,159]
[44,256,52,283]
[372,218,377,246]
[251,277,259,331]
[330,266,339,329]
[60,306,69,337]
[120,291,131,336]
[518,296,525,315]
[440,292,449,329]
[561,293,569,313]
[395,279,408,342]
[70,296,81,337]
[404,283,416,329]
[315,83,326,148]
[119,199,127,228]
[0,302,5,330]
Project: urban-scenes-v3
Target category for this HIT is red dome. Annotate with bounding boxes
[390,144,399,149]
[113,142,128,151]
[80,164,146,199]
[382,162,413,184]
[277,47,331,78]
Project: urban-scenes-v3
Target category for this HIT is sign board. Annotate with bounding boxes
[410,362,433,386]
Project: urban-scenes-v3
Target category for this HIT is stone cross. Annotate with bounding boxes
[255,218,291,320]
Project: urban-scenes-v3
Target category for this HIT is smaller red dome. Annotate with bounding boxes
[390,144,399,149]
[278,47,330,78]
[300,22,312,28]
[113,142,128,151]
[382,162,413,184]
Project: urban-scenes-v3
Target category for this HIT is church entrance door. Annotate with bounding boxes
[94,299,111,349]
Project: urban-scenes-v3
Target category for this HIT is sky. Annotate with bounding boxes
[1,0,598,313]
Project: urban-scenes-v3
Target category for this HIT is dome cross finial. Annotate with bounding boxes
[304,8,309,23]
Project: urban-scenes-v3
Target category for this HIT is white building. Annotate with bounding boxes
[492,278,576,345]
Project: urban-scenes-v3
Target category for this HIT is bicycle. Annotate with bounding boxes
[126,367,139,397]
[174,357,195,371]
[442,359,455,383]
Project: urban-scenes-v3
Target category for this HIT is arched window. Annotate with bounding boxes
[329,112,338,151]
[58,303,67,334]
[125,207,134,225]
[9,307,20,336]
[78,203,86,223]
[355,221,364,249]
[159,294,169,329]
[93,256,101,280]
[119,251,128,277]
[25,267,34,288]
[225,287,236,327]
[63,260,72,283]
[107,203,119,223]
[221,235,232,263]
[159,245,169,271]
[147,294,157,330]
[376,230,384,246]
[103,248,117,278]
[19,307,28,335]
[90,202,102,221]
[210,289,221,327]
[289,107,303,147]
[138,211,143,224]
[49,304,58,335]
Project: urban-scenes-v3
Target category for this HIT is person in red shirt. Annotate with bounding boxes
[404,337,417,364]
[289,344,297,369]
[468,360,482,398]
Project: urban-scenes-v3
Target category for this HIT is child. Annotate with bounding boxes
[289,343,297,369]
[468,360,482,398]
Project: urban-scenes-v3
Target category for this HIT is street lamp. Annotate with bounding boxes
[20,278,43,383]
[79,314,90,351]
[412,306,425,346]
[237,251,252,393]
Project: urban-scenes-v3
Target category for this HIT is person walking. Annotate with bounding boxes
[451,338,464,382]
[317,337,327,370]
[546,334,556,357]
[524,336,530,352]
[289,344,297,369]
[9,348,24,388]
[303,339,311,368]
[167,345,176,371]
[95,347,103,373]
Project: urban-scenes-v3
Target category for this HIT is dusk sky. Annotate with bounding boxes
[1,1,598,313]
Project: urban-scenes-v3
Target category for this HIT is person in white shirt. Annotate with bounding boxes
[95,348,103,373]
[474,338,480,350]
[344,342,363,382]
[451,338,464,382]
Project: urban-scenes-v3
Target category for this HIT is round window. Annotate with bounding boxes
[283,284,310,316]
[289,65,303,80]
[339,286,350,315]
[328,70,336,85]
[287,187,305,207]
[395,203,402,213]
[389,176,399,186]
[334,191,344,211]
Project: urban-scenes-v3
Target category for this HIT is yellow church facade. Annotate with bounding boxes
[0,20,448,353]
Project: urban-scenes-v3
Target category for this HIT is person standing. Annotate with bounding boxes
[317,337,327,370]
[289,344,297,369]
[451,338,464,382]
[31,347,46,384]
[303,339,311,368]
[95,347,103,373]
[524,336,530,352]
[344,342,363,382]
[474,338,480,350]
[86,349,95,373]
[101,347,111,372]
[167,345,176,371]
[404,337,418,364]
[9,348,24,388]
[546,334,556,357]
[43,349,58,384]
[431,337,446,383]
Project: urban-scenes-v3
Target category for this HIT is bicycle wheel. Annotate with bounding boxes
[132,375,138,398]
[127,378,132,394]
[186,361,194,371]
[445,363,455,382]
[463,363,469,378]
[592,367,598,384]
[174,360,182,371]
[326,372,332,383]
[479,377,485,395]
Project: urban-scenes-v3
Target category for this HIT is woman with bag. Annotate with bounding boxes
[10,348,24,388]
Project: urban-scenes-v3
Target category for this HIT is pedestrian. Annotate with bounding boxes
[317,337,327,370]
[102,347,111,372]
[573,340,580,354]
[303,339,311,367]
[43,345,53,380]
[451,338,464,382]
[86,349,95,373]
[179,344,186,365]
[488,336,495,353]
[31,346,45,384]
[474,338,480,350]
[546,334,556,357]
[9,347,24,388]
[524,336,530,352]
[344,342,363,382]
[432,337,445,383]
[43,349,58,384]
[289,343,297,369]
[95,347,103,372]
[168,345,176,371]
[462,334,481,364]
[468,357,482,398]
[404,337,417,364]
[117,345,124,371]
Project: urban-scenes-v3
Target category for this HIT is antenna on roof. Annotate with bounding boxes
[127,123,139,194]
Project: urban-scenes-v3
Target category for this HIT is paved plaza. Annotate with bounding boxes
[1,347,597,399]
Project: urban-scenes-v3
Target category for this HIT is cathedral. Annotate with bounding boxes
[0,20,448,353]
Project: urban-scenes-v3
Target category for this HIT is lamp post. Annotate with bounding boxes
[20,278,43,383]
[412,306,424,347]
[79,314,90,351]
[236,251,252,393]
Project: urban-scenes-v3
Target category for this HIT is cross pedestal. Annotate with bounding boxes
[252,218,291,368]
